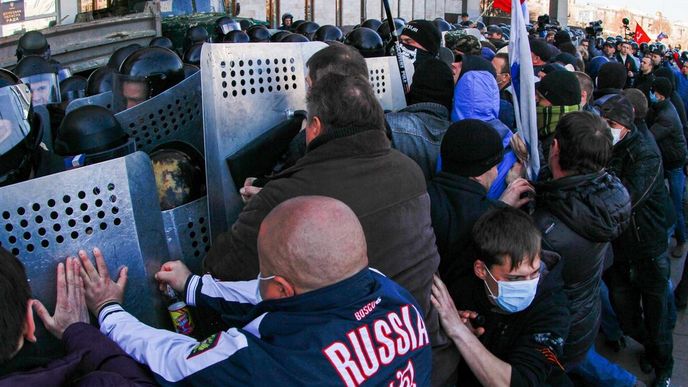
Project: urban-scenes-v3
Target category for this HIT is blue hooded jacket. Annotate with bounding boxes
[451,71,516,199]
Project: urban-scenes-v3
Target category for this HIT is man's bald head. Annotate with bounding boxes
[257,196,368,295]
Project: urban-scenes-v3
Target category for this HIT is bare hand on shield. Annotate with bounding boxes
[32,257,90,339]
[240,177,262,203]
[155,260,192,293]
[79,247,128,315]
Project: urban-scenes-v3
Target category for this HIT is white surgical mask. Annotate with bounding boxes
[255,272,276,303]
[610,127,623,145]
[484,267,539,313]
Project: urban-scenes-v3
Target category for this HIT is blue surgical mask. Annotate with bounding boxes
[484,266,539,313]
[650,92,659,104]
[255,273,276,303]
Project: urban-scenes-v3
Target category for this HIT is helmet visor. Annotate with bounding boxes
[20,73,60,106]
[221,21,241,35]
[0,84,33,155]
[112,73,153,113]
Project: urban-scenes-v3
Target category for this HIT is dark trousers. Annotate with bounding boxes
[608,253,674,376]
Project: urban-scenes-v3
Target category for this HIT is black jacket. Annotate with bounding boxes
[533,172,631,365]
[608,128,669,261]
[427,173,504,292]
[453,252,570,387]
[635,71,655,99]
[615,53,638,88]
[203,129,460,385]
[648,99,688,170]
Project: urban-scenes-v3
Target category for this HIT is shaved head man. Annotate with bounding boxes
[83,196,432,385]
[256,196,368,298]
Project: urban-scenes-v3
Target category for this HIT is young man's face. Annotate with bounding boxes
[651,53,662,66]
[477,254,542,299]
[581,41,589,50]
[620,43,631,55]
[603,45,615,56]
[284,18,292,27]
[122,81,149,109]
[640,57,653,74]
[682,63,688,76]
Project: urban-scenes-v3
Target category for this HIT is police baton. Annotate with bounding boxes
[382,0,410,93]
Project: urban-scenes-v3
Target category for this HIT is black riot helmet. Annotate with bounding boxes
[14,56,60,106]
[281,33,309,43]
[183,42,203,66]
[239,20,252,31]
[291,20,305,32]
[247,25,271,42]
[107,44,142,70]
[150,141,206,210]
[639,42,649,54]
[344,27,384,58]
[377,19,405,42]
[361,19,383,31]
[183,63,199,78]
[59,75,88,102]
[86,66,115,96]
[54,105,134,169]
[183,26,209,54]
[0,83,43,187]
[296,21,320,40]
[433,18,452,32]
[313,25,343,42]
[222,30,250,43]
[282,13,294,24]
[149,36,174,50]
[16,30,50,61]
[0,68,21,88]
[271,31,292,42]
[215,16,241,38]
[112,47,184,112]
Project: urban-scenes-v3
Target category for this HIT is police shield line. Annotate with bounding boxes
[0,13,685,387]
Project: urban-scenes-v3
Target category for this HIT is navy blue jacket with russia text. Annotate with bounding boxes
[97,268,432,386]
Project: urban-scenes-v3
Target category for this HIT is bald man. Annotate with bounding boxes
[81,196,432,386]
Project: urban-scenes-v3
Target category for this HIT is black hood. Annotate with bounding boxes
[535,171,631,242]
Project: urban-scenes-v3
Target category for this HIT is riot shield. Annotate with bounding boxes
[65,91,113,114]
[365,56,408,112]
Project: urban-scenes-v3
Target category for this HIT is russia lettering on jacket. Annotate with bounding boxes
[323,304,429,387]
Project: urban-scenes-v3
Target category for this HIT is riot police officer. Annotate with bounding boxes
[14,56,61,106]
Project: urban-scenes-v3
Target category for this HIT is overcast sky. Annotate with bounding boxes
[579,0,688,24]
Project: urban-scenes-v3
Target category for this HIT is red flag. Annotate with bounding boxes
[635,23,651,44]
[493,0,525,13]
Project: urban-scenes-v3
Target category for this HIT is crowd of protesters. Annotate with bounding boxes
[1,11,687,387]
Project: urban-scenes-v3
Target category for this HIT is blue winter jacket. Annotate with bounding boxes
[97,269,432,386]
[451,71,516,199]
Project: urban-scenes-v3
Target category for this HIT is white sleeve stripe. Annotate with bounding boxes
[199,275,259,305]
[242,312,267,339]
[100,308,249,382]
[186,274,201,306]
[98,303,125,325]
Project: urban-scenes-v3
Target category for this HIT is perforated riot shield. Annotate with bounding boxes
[201,42,326,239]
[365,56,408,112]
[0,151,169,334]
[161,196,210,274]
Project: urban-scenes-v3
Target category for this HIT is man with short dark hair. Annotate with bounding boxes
[492,52,516,129]
[532,111,634,384]
[602,41,617,61]
[432,207,570,387]
[600,95,674,387]
[616,41,638,87]
[636,56,656,99]
[485,25,506,50]
[573,71,594,112]
[204,72,459,384]
[81,197,433,385]
[0,248,153,385]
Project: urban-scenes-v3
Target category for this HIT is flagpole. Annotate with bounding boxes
[472,0,494,25]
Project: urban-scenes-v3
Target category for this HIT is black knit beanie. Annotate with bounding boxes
[441,119,504,177]
[407,58,455,112]
[597,62,627,90]
[653,77,674,98]
[401,20,441,56]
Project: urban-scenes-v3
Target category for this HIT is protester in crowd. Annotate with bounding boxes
[573,71,595,113]
[672,60,688,114]
[428,119,534,299]
[616,41,639,88]
[385,58,454,180]
[647,77,688,258]
[579,39,590,63]
[432,206,570,386]
[636,56,656,99]
[592,62,628,103]
[492,52,516,130]
[532,111,635,385]
[399,20,442,69]
[0,248,154,386]
[459,12,472,27]
[535,70,582,163]
[602,41,617,62]
[81,197,433,385]
[204,72,459,383]
[653,67,688,143]
[601,95,674,387]
[485,25,507,50]
[529,38,552,76]
[452,56,517,199]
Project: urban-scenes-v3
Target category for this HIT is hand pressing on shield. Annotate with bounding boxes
[155,260,192,293]
[240,177,262,203]
[32,257,90,339]
[431,275,485,339]
[78,247,128,316]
